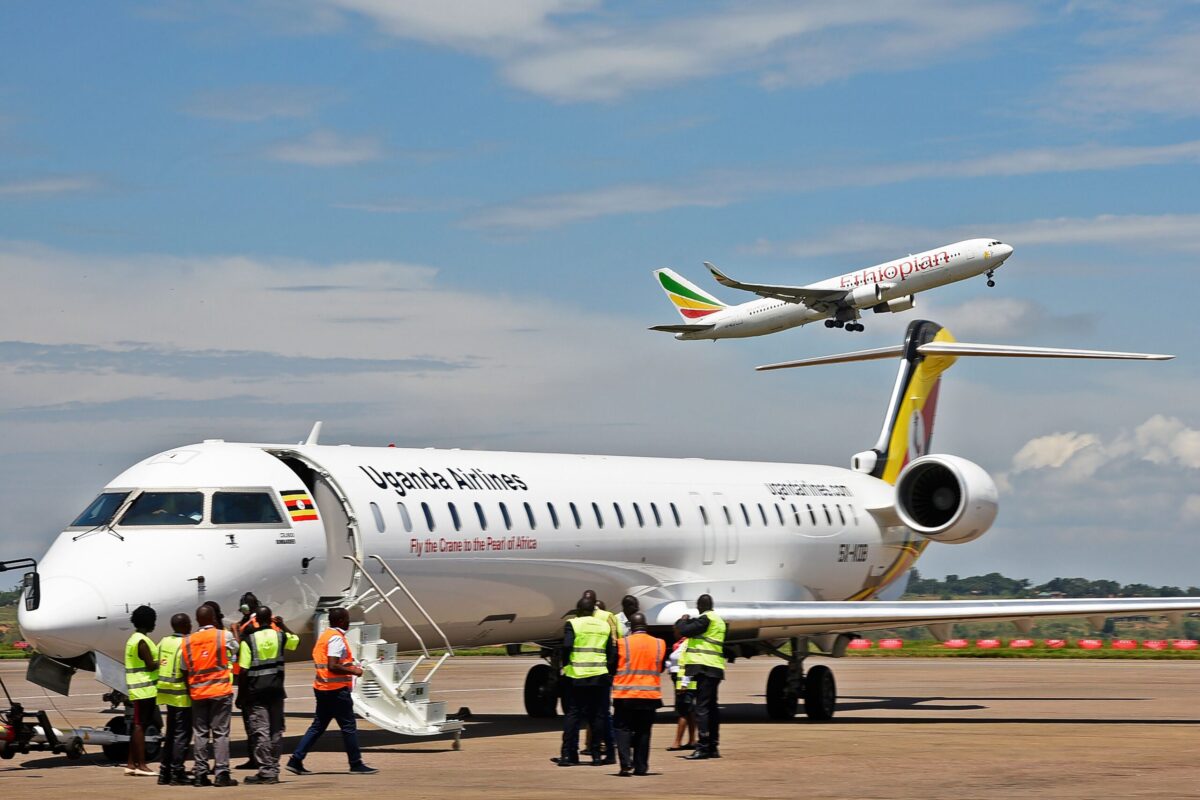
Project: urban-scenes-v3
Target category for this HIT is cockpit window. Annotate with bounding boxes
[70,491,131,528]
[120,491,204,526]
[212,492,283,525]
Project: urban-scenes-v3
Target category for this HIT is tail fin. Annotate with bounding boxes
[654,268,726,323]
[756,319,1172,485]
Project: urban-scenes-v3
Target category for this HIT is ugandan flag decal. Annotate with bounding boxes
[281,489,319,522]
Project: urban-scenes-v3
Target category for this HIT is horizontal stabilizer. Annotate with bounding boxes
[758,340,1174,371]
[649,323,715,333]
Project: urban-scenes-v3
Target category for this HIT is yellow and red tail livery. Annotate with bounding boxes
[654,268,726,322]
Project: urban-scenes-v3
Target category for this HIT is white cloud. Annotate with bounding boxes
[465,182,735,230]
[1059,28,1200,118]
[0,176,99,197]
[921,298,1097,341]
[184,85,333,122]
[1182,495,1200,523]
[264,129,383,166]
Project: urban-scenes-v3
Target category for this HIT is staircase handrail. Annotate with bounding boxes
[368,555,455,656]
[342,555,430,658]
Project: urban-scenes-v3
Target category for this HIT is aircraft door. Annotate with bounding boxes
[709,492,738,564]
[689,492,715,565]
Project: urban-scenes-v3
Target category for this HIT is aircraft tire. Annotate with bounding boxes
[101,715,128,762]
[765,664,798,720]
[802,664,837,721]
[523,663,560,718]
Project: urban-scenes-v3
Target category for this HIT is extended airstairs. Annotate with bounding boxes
[315,554,464,748]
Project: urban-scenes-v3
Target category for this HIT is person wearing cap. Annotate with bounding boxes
[234,591,263,772]
[612,612,666,777]
[238,606,299,784]
[552,596,617,767]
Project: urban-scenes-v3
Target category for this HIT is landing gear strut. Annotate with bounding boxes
[986,269,995,288]
[764,638,837,721]
[523,652,562,718]
[824,319,864,332]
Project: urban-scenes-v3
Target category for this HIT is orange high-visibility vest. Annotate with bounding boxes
[313,628,354,691]
[613,632,665,701]
[182,628,234,700]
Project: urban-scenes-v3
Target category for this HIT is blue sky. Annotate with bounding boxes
[2,1,1199,585]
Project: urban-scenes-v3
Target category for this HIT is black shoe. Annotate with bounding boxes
[684,750,711,760]
[170,772,190,787]
[235,761,259,771]
[213,773,239,787]
[158,772,171,785]
[618,769,632,777]
[193,775,213,787]
[580,748,596,757]
[244,775,279,784]
[633,771,649,776]
[551,757,579,767]
[285,760,310,776]
[348,763,378,775]
[709,749,721,759]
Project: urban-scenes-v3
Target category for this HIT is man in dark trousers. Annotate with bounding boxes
[238,606,299,784]
[612,612,666,777]
[552,596,616,767]
[676,594,726,760]
[156,612,193,785]
[234,591,262,771]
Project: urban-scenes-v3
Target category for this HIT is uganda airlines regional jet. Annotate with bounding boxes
[651,238,1013,339]
[11,320,1197,730]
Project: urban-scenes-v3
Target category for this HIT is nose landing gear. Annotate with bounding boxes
[986,269,995,288]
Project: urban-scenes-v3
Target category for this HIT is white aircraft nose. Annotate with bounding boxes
[17,574,108,658]
[997,243,1014,259]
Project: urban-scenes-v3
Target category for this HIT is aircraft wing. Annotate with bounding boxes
[649,323,716,333]
[704,261,845,304]
[645,597,1200,639]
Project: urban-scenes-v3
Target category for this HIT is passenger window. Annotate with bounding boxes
[671,503,681,526]
[759,504,769,526]
[421,502,435,532]
[738,504,748,526]
[699,506,709,525]
[775,504,785,525]
[524,502,537,530]
[725,506,734,526]
[570,502,582,528]
[500,502,513,530]
[213,492,283,525]
[547,502,560,529]
[397,502,413,532]
[613,503,624,528]
[448,502,462,531]
[850,506,859,525]
[650,503,662,527]
[823,504,833,525]
[592,502,604,529]
[475,502,488,531]
[632,502,644,527]
[120,491,204,526]
[70,491,131,528]
[369,502,385,533]
[807,504,817,525]
[837,505,846,525]
[791,503,801,526]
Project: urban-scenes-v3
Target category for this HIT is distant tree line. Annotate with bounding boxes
[0,587,20,606]
[906,570,1200,599]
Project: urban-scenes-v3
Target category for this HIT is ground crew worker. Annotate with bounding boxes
[182,603,239,787]
[616,595,639,636]
[676,593,725,760]
[580,589,618,761]
[612,612,666,777]
[234,592,262,772]
[665,620,697,752]
[238,606,299,784]
[552,596,616,767]
[156,612,193,785]
[124,604,160,777]
[286,607,378,776]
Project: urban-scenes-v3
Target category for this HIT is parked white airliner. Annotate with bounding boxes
[651,238,1013,339]
[12,320,1194,729]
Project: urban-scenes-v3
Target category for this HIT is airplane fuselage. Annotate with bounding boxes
[20,441,919,662]
[676,238,1011,340]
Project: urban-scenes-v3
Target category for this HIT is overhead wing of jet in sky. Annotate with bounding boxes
[704,261,858,305]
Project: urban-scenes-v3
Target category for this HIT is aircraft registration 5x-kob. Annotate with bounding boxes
[10,320,1198,740]
[652,238,1013,339]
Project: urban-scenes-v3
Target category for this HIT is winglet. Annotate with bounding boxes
[703,261,738,289]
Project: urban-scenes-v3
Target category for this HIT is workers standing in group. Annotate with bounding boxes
[156,612,193,785]
[287,607,379,776]
[234,592,263,773]
[675,594,725,760]
[666,620,697,752]
[616,595,639,636]
[182,603,240,786]
[123,605,160,777]
[553,595,617,767]
[612,612,666,777]
[238,606,299,784]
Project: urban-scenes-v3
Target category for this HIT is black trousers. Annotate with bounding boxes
[694,673,721,753]
[159,705,192,775]
[560,681,608,762]
[613,700,656,774]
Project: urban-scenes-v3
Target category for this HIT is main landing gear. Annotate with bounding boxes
[824,319,864,332]
[524,653,563,718]
[986,269,996,288]
[765,639,837,722]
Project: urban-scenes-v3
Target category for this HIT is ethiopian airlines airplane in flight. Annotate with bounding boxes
[10,320,1193,735]
[651,238,1013,340]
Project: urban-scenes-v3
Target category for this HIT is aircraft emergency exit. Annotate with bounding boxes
[651,238,1013,340]
[14,320,1196,733]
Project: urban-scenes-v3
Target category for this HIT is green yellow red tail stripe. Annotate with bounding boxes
[655,269,726,321]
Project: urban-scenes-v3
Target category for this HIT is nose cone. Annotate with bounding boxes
[18,574,108,658]
[997,243,1014,260]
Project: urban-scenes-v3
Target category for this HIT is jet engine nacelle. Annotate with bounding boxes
[847,283,884,309]
[894,454,998,544]
[872,295,915,314]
